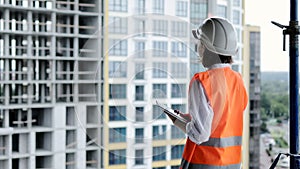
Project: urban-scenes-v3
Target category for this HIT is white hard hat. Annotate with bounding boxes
[192,17,238,56]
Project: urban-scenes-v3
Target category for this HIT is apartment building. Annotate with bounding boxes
[106,0,245,169]
[243,25,261,169]
[0,0,104,169]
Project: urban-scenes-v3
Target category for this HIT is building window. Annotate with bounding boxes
[109,61,127,78]
[233,0,241,7]
[171,62,187,78]
[135,85,144,100]
[153,125,166,140]
[152,62,168,78]
[176,1,188,17]
[171,21,187,37]
[153,41,168,57]
[109,128,126,143]
[171,104,186,113]
[135,19,146,37]
[109,84,126,99]
[136,0,145,14]
[109,106,126,121]
[236,28,241,43]
[109,0,127,12]
[153,105,166,119]
[190,2,207,19]
[233,10,240,24]
[136,107,144,122]
[217,5,227,18]
[135,149,144,165]
[153,146,166,161]
[171,84,186,98]
[171,126,185,139]
[153,0,164,14]
[109,149,126,165]
[135,128,144,143]
[135,41,145,58]
[153,20,168,36]
[232,65,239,72]
[109,17,127,34]
[135,63,145,79]
[171,42,187,57]
[109,39,127,56]
[153,84,167,98]
[171,145,184,159]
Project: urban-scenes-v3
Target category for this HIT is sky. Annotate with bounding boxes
[245,0,290,72]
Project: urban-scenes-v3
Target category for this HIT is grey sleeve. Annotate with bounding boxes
[186,79,214,145]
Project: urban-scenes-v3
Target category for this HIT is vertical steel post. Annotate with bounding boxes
[290,0,299,168]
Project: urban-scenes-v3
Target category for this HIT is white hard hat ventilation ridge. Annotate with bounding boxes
[192,17,238,56]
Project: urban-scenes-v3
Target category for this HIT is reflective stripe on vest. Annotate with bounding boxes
[181,159,241,169]
[201,136,242,148]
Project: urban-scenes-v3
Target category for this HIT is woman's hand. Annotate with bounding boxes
[166,110,192,123]
[175,110,192,122]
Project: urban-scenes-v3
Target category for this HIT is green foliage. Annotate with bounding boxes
[274,137,289,148]
[260,121,269,133]
[260,80,289,121]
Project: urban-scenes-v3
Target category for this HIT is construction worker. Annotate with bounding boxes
[167,17,248,169]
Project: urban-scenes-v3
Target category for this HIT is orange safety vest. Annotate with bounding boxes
[180,67,248,169]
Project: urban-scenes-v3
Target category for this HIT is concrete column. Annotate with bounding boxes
[27,11,33,105]
[53,105,66,169]
[29,132,36,169]
[76,104,87,169]
[51,12,56,104]
[7,134,12,169]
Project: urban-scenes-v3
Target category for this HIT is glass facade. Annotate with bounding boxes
[109,149,126,165]
[109,17,128,34]
[176,1,188,17]
[153,0,165,14]
[153,20,168,36]
[171,145,184,159]
[109,39,128,56]
[109,0,128,12]
[109,61,127,78]
[153,105,166,120]
[153,62,168,78]
[153,84,167,98]
[153,125,167,140]
[171,62,187,78]
[135,149,144,164]
[109,128,126,143]
[190,2,207,19]
[109,106,126,121]
[153,41,168,57]
[152,146,166,161]
[171,21,188,37]
[135,128,144,143]
[109,84,127,99]
[171,84,186,98]
[217,5,227,18]
[171,42,187,57]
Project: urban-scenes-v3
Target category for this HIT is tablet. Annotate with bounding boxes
[156,100,188,124]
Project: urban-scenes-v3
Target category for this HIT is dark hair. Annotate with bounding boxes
[219,55,233,64]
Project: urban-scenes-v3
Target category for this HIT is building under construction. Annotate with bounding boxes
[0,0,104,169]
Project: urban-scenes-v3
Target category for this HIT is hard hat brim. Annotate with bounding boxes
[192,29,201,40]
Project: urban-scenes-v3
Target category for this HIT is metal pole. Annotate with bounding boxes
[290,0,299,168]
